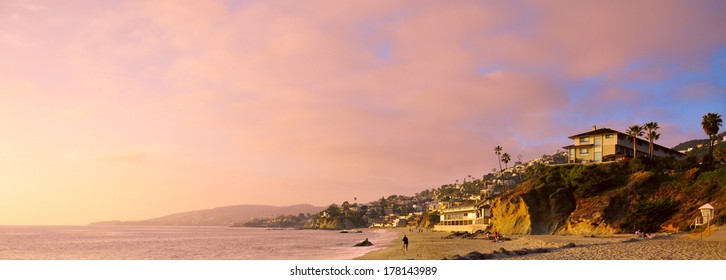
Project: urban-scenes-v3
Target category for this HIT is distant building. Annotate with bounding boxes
[563,126,684,164]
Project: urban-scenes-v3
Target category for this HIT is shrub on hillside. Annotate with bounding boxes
[629,157,647,172]
[567,164,619,198]
[696,166,726,186]
[684,168,700,180]
[628,171,654,186]
[714,146,726,164]
[675,156,699,171]
[621,197,679,233]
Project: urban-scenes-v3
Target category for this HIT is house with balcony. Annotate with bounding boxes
[433,199,491,233]
[563,126,684,164]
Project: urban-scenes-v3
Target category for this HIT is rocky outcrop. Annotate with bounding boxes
[318,217,357,229]
[354,238,373,247]
[490,196,532,234]
[491,182,575,234]
[490,180,627,235]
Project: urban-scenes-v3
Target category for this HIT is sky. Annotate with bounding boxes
[1,0,725,225]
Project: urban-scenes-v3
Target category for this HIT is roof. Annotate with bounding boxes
[699,203,714,210]
[568,128,622,139]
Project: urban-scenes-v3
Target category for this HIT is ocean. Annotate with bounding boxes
[0,226,400,260]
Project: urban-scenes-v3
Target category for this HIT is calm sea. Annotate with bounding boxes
[0,226,400,260]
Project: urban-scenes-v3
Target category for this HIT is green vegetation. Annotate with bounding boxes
[532,162,628,199]
[234,213,318,228]
[621,197,679,233]
[501,153,511,169]
[702,112,723,159]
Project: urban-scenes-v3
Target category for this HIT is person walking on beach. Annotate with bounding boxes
[402,235,409,253]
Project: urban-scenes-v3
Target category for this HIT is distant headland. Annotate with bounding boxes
[89,204,324,226]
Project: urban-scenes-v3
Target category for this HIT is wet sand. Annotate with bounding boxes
[356,226,726,260]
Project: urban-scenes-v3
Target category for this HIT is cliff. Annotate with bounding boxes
[490,160,725,235]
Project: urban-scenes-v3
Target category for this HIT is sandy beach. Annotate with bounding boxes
[356,226,726,260]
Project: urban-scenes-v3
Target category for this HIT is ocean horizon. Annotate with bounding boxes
[0,225,400,260]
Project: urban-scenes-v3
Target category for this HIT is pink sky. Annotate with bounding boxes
[1,0,725,225]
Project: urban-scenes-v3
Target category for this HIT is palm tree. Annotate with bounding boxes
[647,131,660,157]
[702,112,723,157]
[494,146,503,171]
[501,153,511,169]
[626,125,644,158]
[643,122,660,159]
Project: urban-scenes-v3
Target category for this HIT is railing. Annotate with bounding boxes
[691,216,703,229]
[439,220,474,226]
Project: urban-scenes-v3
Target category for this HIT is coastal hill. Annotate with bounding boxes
[672,131,726,160]
[491,158,725,235]
[672,131,725,151]
[89,204,324,226]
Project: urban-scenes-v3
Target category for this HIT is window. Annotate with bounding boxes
[580,148,589,155]
[605,134,613,139]
[580,137,590,143]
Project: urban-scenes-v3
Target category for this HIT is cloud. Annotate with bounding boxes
[99,151,148,163]
[479,0,726,77]
[1,0,725,224]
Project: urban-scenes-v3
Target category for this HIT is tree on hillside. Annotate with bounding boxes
[702,112,723,159]
[643,122,660,159]
[646,131,660,158]
[501,153,511,169]
[626,125,644,158]
[494,146,503,171]
[324,204,341,217]
[341,201,351,215]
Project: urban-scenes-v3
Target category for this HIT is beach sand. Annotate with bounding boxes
[356,226,726,260]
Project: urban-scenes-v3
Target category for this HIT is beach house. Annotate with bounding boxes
[563,126,684,164]
[433,199,491,233]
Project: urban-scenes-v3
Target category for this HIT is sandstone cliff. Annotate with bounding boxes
[490,160,725,235]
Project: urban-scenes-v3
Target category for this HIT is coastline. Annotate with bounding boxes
[356,226,726,260]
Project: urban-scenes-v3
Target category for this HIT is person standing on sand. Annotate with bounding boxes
[402,235,409,252]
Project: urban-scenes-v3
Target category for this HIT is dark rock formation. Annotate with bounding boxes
[354,238,373,247]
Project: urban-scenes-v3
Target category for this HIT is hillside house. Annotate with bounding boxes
[563,126,684,164]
